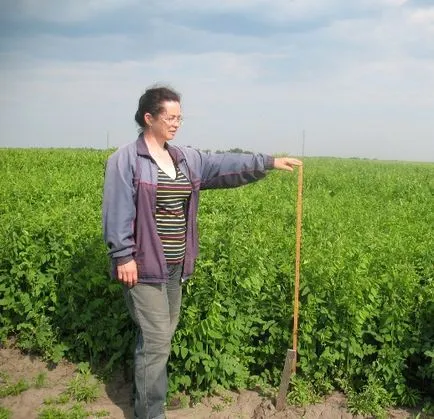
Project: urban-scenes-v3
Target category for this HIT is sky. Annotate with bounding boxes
[0,0,433,161]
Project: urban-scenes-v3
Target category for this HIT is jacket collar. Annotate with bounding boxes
[136,133,185,164]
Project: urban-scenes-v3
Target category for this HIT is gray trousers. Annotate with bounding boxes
[123,264,183,419]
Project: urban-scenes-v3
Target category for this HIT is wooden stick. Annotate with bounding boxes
[276,349,296,411]
[276,165,304,410]
[292,164,303,372]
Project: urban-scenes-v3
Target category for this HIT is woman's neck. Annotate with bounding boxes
[144,132,166,153]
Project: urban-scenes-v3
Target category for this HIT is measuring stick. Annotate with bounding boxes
[276,164,303,411]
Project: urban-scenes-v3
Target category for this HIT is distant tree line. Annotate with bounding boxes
[200,148,253,154]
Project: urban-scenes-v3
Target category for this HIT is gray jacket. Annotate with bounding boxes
[103,135,275,283]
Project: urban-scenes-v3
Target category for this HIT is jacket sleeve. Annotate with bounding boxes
[102,149,136,264]
[191,150,275,190]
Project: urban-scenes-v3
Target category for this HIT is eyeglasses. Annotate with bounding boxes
[160,115,184,126]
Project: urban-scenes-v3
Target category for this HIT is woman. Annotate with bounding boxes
[103,85,302,419]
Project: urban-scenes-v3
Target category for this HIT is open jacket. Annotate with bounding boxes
[103,135,275,283]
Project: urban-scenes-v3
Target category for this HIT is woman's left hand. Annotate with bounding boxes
[273,157,303,171]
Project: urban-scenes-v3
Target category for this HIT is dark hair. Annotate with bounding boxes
[135,85,181,131]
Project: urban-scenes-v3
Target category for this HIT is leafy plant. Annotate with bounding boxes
[0,150,433,410]
[346,378,393,418]
[286,375,321,406]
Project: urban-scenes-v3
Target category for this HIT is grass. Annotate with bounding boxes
[0,370,49,398]
[0,406,12,419]
[211,403,224,412]
[166,392,190,409]
[37,404,109,419]
[33,372,48,389]
[0,372,30,398]
[65,368,100,403]
[0,362,103,418]
[38,365,105,419]
[43,393,70,405]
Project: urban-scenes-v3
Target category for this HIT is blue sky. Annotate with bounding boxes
[0,0,433,161]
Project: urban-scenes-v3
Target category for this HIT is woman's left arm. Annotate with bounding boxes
[179,147,302,189]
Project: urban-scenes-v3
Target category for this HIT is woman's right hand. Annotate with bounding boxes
[117,259,138,288]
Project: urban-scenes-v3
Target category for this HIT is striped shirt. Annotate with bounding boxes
[156,166,192,263]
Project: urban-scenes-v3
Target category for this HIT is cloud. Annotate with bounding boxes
[407,0,433,6]
[410,6,434,26]
[381,0,409,5]
[0,0,433,160]
[0,0,402,41]
[1,0,137,23]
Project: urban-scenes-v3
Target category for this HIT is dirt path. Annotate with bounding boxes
[0,347,419,419]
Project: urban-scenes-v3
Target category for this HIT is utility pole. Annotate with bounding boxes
[106,131,109,149]
[302,129,305,158]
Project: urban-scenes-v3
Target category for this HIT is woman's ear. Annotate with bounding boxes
[144,112,153,127]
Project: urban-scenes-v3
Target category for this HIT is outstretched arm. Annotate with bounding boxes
[186,150,275,189]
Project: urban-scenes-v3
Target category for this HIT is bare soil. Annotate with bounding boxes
[0,346,420,419]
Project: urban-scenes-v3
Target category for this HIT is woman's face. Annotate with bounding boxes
[146,101,182,142]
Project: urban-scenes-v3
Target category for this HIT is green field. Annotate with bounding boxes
[1,149,433,412]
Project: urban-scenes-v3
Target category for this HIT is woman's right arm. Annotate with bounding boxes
[102,150,137,285]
